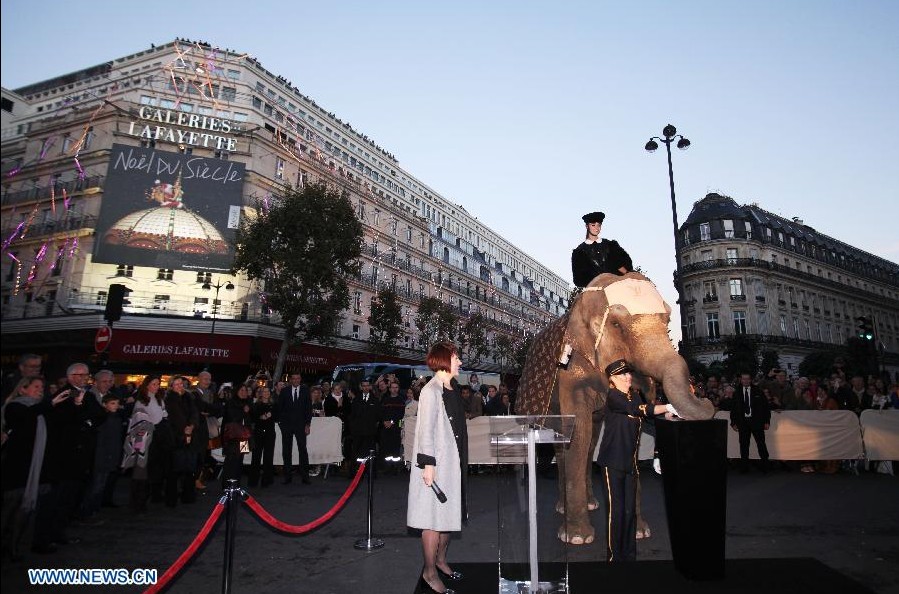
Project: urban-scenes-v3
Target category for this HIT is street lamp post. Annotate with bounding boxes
[202,277,234,370]
[645,124,691,352]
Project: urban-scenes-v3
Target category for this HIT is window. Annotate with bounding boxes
[153,295,171,309]
[726,248,738,264]
[275,157,284,180]
[96,290,108,306]
[780,314,787,335]
[701,249,713,262]
[700,222,710,241]
[729,278,744,297]
[686,316,696,339]
[703,280,717,300]
[227,69,241,79]
[805,320,811,340]
[733,311,747,335]
[793,318,801,338]
[816,322,822,342]
[744,221,752,239]
[707,313,720,339]
[352,324,360,340]
[116,264,134,277]
[159,99,176,109]
[682,229,690,246]
[196,271,212,284]
[156,268,173,281]
[220,87,236,101]
[353,291,362,315]
[723,219,734,238]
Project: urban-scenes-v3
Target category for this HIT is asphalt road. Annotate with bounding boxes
[2,463,897,594]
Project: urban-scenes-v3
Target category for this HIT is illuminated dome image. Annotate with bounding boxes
[103,174,229,255]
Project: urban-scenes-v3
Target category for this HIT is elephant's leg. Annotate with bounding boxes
[635,471,651,539]
[584,409,603,511]
[557,412,594,545]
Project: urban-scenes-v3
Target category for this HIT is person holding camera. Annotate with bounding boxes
[407,342,468,594]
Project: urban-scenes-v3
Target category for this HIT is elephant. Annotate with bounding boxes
[515,271,715,545]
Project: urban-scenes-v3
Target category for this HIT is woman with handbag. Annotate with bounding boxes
[221,384,253,488]
[132,376,172,507]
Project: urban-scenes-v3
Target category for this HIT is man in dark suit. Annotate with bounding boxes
[277,373,312,484]
[349,380,381,474]
[730,372,771,473]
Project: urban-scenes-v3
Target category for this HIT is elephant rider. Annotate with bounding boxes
[597,359,678,562]
[571,211,633,288]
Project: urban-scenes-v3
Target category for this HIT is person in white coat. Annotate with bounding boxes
[407,342,468,594]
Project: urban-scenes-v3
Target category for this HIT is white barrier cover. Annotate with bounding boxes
[714,410,864,460]
[860,409,899,460]
[240,416,344,465]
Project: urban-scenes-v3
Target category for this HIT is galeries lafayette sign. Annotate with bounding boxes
[110,329,250,364]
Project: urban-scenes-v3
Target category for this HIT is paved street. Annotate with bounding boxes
[1,464,897,593]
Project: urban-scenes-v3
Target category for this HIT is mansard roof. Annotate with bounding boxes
[681,193,898,282]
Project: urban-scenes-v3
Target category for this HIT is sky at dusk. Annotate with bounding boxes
[3,0,897,339]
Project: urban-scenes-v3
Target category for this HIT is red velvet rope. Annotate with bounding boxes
[243,461,367,534]
[144,501,225,594]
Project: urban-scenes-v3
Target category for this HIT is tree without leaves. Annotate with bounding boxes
[368,285,403,356]
[232,183,362,382]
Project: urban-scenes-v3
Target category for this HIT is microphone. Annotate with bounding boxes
[430,481,447,503]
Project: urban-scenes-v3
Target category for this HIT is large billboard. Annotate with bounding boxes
[94,144,245,272]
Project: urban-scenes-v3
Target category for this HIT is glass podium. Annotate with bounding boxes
[490,415,575,594]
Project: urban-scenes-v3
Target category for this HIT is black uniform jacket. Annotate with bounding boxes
[571,239,633,288]
[596,387,655,473]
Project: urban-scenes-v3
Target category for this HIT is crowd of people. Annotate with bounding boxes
[0,353,522,564]
[688,366,898,474]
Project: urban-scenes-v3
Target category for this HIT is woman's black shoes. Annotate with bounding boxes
[437,567,463,580]
[416,574,455,594]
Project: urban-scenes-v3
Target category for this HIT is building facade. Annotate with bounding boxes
[0,39,569,381]
[678,193,899,378]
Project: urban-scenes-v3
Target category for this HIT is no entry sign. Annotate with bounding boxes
[95,325,113,353]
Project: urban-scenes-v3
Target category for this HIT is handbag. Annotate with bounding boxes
[206,416,221,440]
[223,422,252,442]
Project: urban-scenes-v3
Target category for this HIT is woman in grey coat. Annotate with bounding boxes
[407,342,468,594]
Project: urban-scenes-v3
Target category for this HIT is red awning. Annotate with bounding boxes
[109,329,251,364]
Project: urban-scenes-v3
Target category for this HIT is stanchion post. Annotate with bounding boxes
[221,479,241,594]
[353,450,385,551]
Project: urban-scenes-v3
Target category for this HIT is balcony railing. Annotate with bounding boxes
[730,294,746,302]
[1,176,105,207]
[678,257,899,298]
[1,214,97,239]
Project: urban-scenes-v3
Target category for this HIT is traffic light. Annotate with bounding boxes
[856,316,874,340]
[105,283,132,322]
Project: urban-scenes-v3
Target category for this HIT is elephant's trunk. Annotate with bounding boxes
[659,357,715,420]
